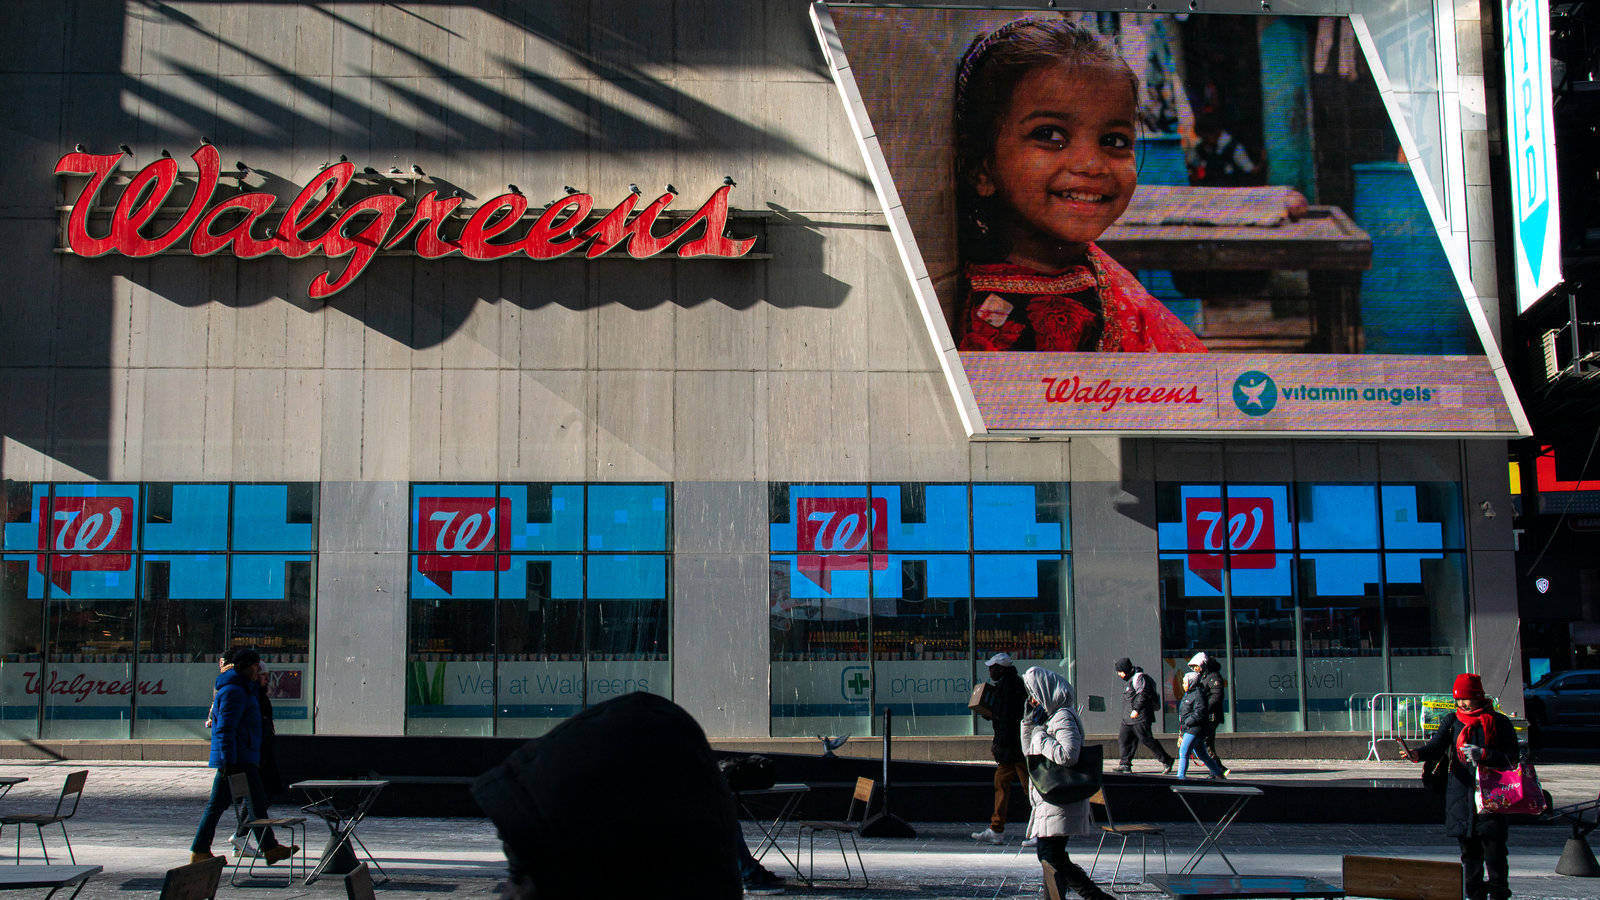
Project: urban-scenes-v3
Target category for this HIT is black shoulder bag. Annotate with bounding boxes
[1026,743,1103,805]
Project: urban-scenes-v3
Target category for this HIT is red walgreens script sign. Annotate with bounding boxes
[1184,495,1275,589]
[37,496,134,593]
[416,497,510,592]
[54,145,755,299]
[795,496,888,591]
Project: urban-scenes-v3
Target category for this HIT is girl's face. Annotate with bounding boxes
[974,63,1137,270]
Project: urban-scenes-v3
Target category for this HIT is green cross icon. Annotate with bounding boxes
[847,672,869,697]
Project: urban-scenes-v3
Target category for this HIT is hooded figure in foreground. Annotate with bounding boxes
[1021,666,1118,900]
[471,692,743,900]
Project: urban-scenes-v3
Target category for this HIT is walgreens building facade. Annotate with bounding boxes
[0,0,1528,747]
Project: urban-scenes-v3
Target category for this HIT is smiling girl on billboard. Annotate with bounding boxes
[953,18,1207,353]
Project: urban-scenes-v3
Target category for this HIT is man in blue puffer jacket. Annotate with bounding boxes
[189,648,298,865]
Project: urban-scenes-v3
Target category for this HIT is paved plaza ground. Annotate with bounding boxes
[0,760,1592,899]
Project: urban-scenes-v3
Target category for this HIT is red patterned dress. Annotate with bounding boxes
[956,245,1206,353]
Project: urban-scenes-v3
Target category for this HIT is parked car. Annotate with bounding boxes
[1524,669,1600,728]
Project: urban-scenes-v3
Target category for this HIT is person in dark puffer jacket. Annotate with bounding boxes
[190,647,296,865]
[472,692,743,900]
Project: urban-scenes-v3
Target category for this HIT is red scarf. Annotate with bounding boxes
[1454,706,1497,765]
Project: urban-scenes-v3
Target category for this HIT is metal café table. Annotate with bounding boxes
[734,783,810,881]
[1169,783,1264,876]
[290,779,389,885]
[0,778,27,802]
[0,865,101,900]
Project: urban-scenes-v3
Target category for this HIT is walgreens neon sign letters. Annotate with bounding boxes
[54,145,755,299]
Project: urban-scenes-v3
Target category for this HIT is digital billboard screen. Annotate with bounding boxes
[812,5,1526,436]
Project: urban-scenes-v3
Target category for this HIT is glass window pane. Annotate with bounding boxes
[871,554,971,736]
[1229,554,1300,732]
[44,593,137,739]
[1386,552,1468,698]
[769,555,871,738]
[411,484,500,553]
[587,485,668,551]
[1159,553,1225,731]
[232,484,316,551]
[1296,483,1379,549]
[406,598,494,736]
[586,555,670,709]
[1222,486,1294,551]
[1299,553,1384,732]
[972,484,1066,551]
[0,556,44,738]
[1156,483,1222,551]
[503,484,583,552]
[134,555,226,738]
[496,556,584,737]
[769,484,870,554]
[142,484,229,552]
[973,553,1071,729]
[229,555,314,732]
[872,484,969,552]
[1,483,48,552]
[1381,483,1464,549]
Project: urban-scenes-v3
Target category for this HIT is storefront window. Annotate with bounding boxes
[1300,553,1383,731]
[1386,552,1469,698]
[1158,472,1467,733]
[404,483,670,736]
[769,483,1070,738]
[0,482,317,740]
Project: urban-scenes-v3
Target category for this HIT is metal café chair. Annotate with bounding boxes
[1089,788,1168,885]
[0,770,87,864]
[344,863,376,900]
[158,855,225,900]
[226,773,307,886]
[794,777,873,887]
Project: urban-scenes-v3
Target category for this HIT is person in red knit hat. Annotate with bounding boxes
[1399,673,1520,900]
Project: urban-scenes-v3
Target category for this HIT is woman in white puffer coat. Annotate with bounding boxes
[1021,666,1118,900]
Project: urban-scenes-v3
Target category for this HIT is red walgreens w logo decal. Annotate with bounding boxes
[416,497,510,592]
[38,496,133,593]
[1184,496,1276,589]
[794,497,888,592]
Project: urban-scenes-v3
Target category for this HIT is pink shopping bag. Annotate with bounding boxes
[1475,760,1547,815]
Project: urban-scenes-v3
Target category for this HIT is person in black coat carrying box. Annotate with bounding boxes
[971,652,1030,844]
[1400,673,1520,900]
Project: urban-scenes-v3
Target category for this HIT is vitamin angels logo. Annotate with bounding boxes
[416,497,511,592]
[53,145,756,300]
[794,496,887,591]
[1184,495,1276,589]
[1231,371,1278,416]
[37,496,134,593]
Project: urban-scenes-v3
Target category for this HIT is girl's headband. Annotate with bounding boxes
[954,17,1050,118]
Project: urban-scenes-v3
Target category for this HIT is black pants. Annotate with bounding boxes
[1117,719,1173,766]
[1459,834,1510,900]
[1203,729,1226,769]
[191,764,279,854]
[1035,836,1106,900]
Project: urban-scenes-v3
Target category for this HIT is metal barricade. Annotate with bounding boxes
[1364,693,1427,760]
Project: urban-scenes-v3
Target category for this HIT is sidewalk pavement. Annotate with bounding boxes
[0,759,1591,899]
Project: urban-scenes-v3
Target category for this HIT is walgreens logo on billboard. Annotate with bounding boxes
[415,496,510,592]
[54,145,756,299]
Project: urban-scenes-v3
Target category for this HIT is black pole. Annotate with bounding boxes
[859,708,916,837]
